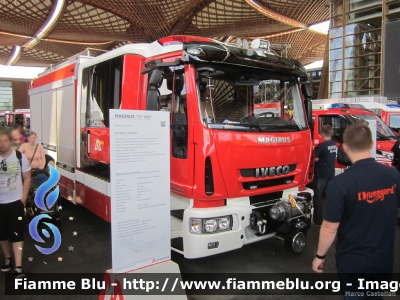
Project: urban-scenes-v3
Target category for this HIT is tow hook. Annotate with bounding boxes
[295,221,307,230]
[257,220,267,234]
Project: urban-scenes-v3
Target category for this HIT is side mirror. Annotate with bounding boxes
[301,84,313,101]
[301,84,313,131]
[306,100,313,132]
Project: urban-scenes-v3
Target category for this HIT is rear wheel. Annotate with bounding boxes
[284,231,306,254]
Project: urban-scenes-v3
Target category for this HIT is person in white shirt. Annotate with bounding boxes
[0,131,31,278]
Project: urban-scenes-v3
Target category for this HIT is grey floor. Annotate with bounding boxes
[1,199,399,300]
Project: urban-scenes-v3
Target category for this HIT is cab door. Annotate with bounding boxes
[144,63,195,199]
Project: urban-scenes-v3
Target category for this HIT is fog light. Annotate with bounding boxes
[218,217,230,230]
[208,242,219,249]
[204,219,218,233]
[190,218,202,234]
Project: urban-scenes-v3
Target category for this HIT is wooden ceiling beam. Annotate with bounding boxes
[169,0,217,35]
[243,0,307,28]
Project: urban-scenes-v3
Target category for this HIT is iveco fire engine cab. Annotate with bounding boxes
[29,35,315,258]
[312,105,396,168]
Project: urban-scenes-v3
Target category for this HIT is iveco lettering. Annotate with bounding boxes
[255,165,291,178]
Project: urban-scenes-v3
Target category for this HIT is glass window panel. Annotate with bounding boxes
[349,0,381,12]
[345,78,380,93]
[331,16,343,28]
[329,28,343,38]
[330,60,342,71]
[330,92,342,99]
[330,49,342,60]
[345,54,381,70]
[330,82,342,94]
[330,37,343,50]
[330,71,342,82]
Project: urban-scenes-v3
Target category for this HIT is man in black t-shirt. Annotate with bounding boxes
[312,124,400,296]
[391,138,400,171]
[313,125,336,225]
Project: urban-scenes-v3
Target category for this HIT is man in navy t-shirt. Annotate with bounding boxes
[312,124,400,297]
[313,125,336,225]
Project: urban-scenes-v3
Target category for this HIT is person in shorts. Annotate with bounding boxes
[0,131,31,278]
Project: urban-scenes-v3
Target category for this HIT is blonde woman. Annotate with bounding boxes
[19,131,45,169]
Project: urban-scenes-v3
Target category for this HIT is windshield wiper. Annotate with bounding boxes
[257,123,301,131]
[224,123,262,132]
[224,122,301,132]
[377,131,395,140]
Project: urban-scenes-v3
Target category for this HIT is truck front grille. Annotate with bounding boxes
[242,176,295,190]
[240,164,296,178]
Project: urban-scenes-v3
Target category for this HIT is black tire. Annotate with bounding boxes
[284,231,306,254]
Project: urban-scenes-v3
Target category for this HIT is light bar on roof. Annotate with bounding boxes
[251,39,270,51]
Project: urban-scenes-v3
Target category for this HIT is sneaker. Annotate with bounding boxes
[15,267,26,278]
[1,257,13,272]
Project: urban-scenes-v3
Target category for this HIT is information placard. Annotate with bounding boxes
[110,109,170,274]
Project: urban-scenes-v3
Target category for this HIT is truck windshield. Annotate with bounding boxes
[348,114,396,140]
[389,114,400,130]
[197,66,307,132]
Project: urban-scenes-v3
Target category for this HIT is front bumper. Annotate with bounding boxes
[180,187,313,259]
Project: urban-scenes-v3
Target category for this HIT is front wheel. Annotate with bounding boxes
[284,231,306,254]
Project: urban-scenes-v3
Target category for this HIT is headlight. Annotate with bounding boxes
[190,218,202,234]
[218,217,231,230]
[189,216,233,234]
[204,219,218,233]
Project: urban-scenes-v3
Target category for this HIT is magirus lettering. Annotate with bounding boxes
[258,137,291,144]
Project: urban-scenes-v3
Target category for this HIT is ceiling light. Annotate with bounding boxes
[6,45,22,66]
[244,0,307,28]
[23,0,66,48]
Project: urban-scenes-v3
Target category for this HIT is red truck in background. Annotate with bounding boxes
[0,111,8,126]
[29,35,316,258]
[312,108,395,170]
[312,97,400,133]
[6,109,30,129]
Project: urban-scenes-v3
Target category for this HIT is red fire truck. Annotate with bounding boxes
[312,108,396,169]
[313,97,400,132]
[6,109,30,129]
[29,35,315,258]
[0,111,6,126]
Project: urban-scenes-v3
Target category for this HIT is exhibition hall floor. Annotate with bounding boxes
[2,199,400,300]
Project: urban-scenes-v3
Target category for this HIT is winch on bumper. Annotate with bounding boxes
[250,192,312,254]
